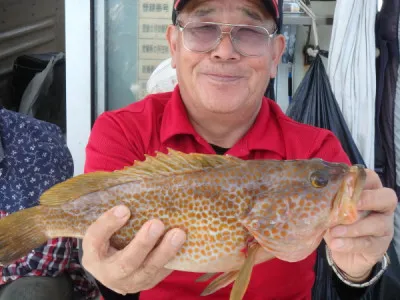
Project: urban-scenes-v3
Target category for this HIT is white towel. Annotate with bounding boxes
[327,0,377,169]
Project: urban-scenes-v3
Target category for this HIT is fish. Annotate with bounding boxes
[0,148,366,299]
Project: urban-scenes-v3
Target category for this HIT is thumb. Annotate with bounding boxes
[323,229,339,251]
[82,205,131,261]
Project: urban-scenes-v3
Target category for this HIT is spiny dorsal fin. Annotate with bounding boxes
[39,148,243,206]
[117,148,244,177]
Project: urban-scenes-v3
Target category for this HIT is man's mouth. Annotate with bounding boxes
[205,73,243,83]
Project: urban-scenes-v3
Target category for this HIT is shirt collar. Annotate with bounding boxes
[241,98,286,156]
[160,85,200,143]
[160,85,286,157]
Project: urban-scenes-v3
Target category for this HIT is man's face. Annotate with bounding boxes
[166,0,285,116]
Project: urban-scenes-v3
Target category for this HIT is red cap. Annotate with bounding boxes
[172,0,280,27]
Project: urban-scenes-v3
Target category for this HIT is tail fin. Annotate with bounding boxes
[0,207,48,266]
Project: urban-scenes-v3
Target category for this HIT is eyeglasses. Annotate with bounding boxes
[176,21,277,57]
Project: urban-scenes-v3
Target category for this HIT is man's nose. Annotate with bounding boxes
[210,32,241,60]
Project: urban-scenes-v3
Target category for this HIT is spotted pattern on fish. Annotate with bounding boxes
[0,149,366,279]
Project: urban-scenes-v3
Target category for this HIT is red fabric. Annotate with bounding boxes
[85,85,351,300]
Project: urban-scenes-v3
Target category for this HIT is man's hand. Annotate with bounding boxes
[81,205,187,295]
[324,169,397,281]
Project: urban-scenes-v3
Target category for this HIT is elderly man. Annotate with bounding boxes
[0,105,98,299]
[81,0,398,299]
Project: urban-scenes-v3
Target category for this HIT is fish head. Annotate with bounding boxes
[240,159,367,253]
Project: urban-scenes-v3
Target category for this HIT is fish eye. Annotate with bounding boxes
[310,170,329,188]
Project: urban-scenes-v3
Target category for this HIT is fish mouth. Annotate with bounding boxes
[331,164,367,225]
[343,164,367,203]
[347,164,367,210]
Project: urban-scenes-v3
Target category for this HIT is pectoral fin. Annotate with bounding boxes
[196,272,218,282]
[200,271,239,296]
[229,244,260,300]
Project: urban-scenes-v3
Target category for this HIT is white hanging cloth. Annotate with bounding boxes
[327,0,377,169]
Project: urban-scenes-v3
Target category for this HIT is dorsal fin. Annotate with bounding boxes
[39,148,243,206]
[117,148,243,177]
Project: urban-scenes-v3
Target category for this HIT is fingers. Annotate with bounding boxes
[363,169,383,190]
[323,169,396,280]
[108,218,170,278]
[356,188,397,214]
[95,216,186,282]
[355,169,397,214]
[82,205,131,261]
[141,227,186,274]
[330,212,394,239]
[125,228,186,289]
[81,206,187,295]
[328,235,387,254]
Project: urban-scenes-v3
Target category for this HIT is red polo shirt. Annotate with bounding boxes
[85,85,351,300]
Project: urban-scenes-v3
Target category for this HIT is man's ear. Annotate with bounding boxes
[166,25,179,69]
[269,34,286,78]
